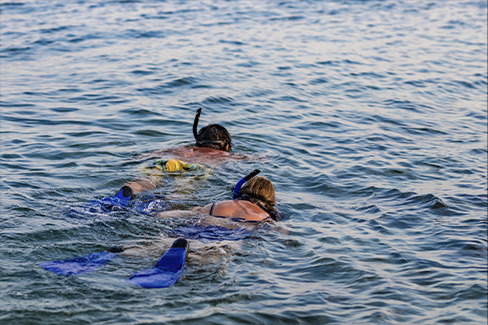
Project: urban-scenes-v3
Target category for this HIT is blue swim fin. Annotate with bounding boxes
[40,247,123,276]
[85,186,133,213]
[83,188,165,216]
[127,238,189,288]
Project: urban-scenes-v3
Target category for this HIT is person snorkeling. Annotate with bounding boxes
[144,107,236,165]
[65,171,285,289]
[198,173,280,222]
[157,169,282,222]
[106,108,235,203]
[42,172,282,288]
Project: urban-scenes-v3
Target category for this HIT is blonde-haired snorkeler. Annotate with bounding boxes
[121,171,287,270]
[157,170,282,222]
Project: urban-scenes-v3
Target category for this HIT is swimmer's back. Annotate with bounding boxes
[200,200,269,222]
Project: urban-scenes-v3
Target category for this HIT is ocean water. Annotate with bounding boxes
[1,0,487,324]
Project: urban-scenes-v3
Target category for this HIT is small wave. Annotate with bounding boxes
[316,59,363,66]
[269,15,305,22]
[136,85,173,95]
[0,46,31,56]
[0,2,25,7]
[126,30,166,39]
[50,107,79,113]
[130,69,156,76]
[350,71,387,79]
[64,130,108,138]
[132,129,167,137]
[120,108,162,116]
[219,40,245,46]
[202,96,234,104]
[308,77,328,85]
[404,126,447,136]
[165,77,198,88]
[39,25,71,34]
[383,99,434,113]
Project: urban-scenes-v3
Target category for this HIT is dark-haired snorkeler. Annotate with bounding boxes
[142,107,237,165]
[109,108,237,202]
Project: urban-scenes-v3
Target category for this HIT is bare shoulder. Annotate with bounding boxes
[137,146,262,165]
[153,146,195,158]
[212,200,238,216]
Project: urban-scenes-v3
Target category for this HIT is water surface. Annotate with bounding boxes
[1,0,487,324]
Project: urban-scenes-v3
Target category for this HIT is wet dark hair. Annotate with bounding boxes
[193,108,231,151]
[195,124,231,151]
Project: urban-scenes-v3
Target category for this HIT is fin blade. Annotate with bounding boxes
[128,239,188,288]
[40,251,118,276]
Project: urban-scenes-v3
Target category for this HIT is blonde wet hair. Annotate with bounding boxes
[239,176,276,207]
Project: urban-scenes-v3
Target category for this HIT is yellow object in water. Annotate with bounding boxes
[166,159,183,172]
[139,158,211,194]
[165,159,201,172]
[140,158,204,176]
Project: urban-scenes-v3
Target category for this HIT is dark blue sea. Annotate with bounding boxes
[1,0,487,324]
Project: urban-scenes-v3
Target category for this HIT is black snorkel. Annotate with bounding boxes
[193,108,202,141]
[233,169,260,200]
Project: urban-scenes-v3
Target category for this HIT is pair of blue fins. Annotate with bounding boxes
[41,238,189,289]
[42,187,187,288]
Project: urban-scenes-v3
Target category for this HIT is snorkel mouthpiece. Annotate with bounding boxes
[233,169,261,199]
[193,108,202,140]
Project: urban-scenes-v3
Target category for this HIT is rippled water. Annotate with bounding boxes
[1,0,487,324]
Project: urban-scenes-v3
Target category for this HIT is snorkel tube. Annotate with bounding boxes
[193,108,202,141]
[233,169,261,200]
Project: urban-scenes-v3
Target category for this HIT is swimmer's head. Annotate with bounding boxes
[196,124,231,151]
[239,176,276,207]
[193,108,231,151]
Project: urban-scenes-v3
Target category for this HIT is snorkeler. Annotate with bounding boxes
[46,171,283,289]
[108,108,234,202]
[157,169,281,222]
[199,173,280,222]
[143,107,235,164]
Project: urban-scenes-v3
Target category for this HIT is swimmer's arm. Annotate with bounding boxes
[195,204,212,215]
[138,147,190,160]
[155,210,196,218]
[124,176,161,195]
[155,204,211,219]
